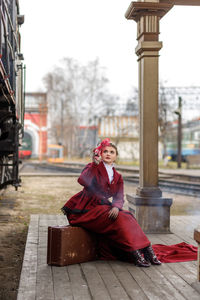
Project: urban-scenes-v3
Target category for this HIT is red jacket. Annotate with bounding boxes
[62,161,124,215]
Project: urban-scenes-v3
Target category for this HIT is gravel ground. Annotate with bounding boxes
[0,175,200,300]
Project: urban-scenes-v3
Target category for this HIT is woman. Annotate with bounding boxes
[62,138,161,267]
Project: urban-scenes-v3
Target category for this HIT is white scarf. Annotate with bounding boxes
[103,162,114,183]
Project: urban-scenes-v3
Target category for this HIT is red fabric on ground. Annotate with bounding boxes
[152,242,197,263]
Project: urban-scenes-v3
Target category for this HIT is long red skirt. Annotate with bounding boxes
[67,205,150,256]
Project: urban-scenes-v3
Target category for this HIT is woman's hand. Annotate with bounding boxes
[93,154,101,165]
[108,207,119,220]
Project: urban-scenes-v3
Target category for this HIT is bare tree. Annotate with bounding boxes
[159,83,175,159]
[43,57,120,157]
[125,87,139,116]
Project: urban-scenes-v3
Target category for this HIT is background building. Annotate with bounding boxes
[23,93,47,158]
[98,116,139,161]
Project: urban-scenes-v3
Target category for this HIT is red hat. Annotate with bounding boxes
[93,138,111,156]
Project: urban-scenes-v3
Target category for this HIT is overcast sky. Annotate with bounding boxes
[19,0,200,99]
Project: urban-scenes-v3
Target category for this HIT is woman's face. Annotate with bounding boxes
[101,146,117,165]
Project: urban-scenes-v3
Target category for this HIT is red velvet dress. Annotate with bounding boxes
[62,161,150,260]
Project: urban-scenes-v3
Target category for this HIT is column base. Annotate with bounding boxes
[126,194,173,234]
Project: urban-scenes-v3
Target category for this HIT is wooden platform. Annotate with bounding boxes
[17,214,200,300]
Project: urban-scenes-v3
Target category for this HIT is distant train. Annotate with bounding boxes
[19,132,32,159]
[165,119,200,162]
[47,144,64,163]
[0,1,25,189]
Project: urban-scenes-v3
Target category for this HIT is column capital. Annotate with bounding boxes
[125,2,173,21]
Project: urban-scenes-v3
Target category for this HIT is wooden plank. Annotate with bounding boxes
[148,233,181,245]
[67,264,92,300]
[126,263,168,300]
[170,217,197,244]
[171,228,196,244]
[167,262,197,285]
[36,265,54,300]
[52,266,73,300]
[109,261,148,300]
[179,261,197,275]
[36,215,54,300]
[17,214,200,300]
[47,215,73,299]
[173,216,200,231]
[172,215,200,229]
[39,214,58,227]
[94,260,129,300]
[55,214,68,226]
[17,214,39,300]
[156,263,200,300]
[143,266,185,300]
[37,215,72,300]
[80,261,111,300]
[191,282,200,294]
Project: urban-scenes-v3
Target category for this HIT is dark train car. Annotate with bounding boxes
[0,0,25,189]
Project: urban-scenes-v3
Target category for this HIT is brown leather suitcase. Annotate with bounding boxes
[47,225,98,266]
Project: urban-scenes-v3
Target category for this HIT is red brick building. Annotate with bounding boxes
[24,92,47,159]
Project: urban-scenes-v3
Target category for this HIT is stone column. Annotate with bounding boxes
[125,1,173,233]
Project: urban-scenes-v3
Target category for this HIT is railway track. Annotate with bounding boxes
[19,161,200,197]
[19,161,82,175]
[123,176,200,197]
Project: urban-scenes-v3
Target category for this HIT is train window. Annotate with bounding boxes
[194,132,200,140]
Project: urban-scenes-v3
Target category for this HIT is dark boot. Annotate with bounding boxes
[132,250,151,267]
[142,245,161,265]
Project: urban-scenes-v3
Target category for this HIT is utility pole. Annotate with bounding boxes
[60,97,64,146]
[175,97,182,168]
[177,97,182,168]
